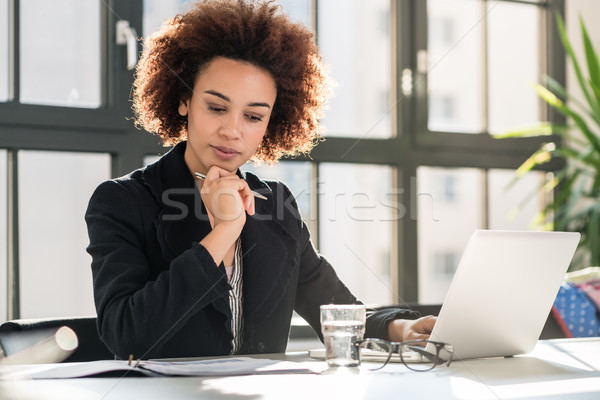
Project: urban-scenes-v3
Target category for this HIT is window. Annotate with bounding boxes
[429,95,456,125]
[417,167,483,303]
[487,1,541,134]
[143,0,196,38]
[417,167,550,303]
[426,0,484,134]
[276,0,310,27]
[0,150,7,322]
[319,163,396,305]
[0,0,565,322]
[488,169,549,230]
[0,1,144,320]
[413,0,560,303]
[20,0,101,108]
[0,0,8,102]
[18,151,110,318]
[425,0,545,136]
[317,0,393,138]
[433,252,460,279]
[242,161,314,234]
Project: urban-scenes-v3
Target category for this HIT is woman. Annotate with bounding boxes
[85,0,435,360]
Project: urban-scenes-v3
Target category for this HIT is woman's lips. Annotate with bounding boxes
[212,145,240,160]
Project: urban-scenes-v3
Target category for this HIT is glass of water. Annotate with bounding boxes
[320,304,366,367]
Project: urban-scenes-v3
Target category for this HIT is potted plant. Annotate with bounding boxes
[495,13,600,269]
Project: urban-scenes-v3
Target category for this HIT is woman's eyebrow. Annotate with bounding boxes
[204,90,271,109]
[248,101,271,109]
[204,90,230,102]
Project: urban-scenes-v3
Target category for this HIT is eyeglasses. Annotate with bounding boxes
[354,339,454,371]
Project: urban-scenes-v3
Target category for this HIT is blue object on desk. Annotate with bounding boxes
[553,282,600,337]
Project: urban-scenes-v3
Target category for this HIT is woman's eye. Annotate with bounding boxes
[208,105,226,113]
[246,114,263,122]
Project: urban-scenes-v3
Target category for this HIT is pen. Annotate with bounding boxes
[194,172,268,200]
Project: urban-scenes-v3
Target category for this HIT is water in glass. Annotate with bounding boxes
[322,320,365,367]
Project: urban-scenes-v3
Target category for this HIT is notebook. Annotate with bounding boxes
[426,230,580,360]
[309,230,580,363]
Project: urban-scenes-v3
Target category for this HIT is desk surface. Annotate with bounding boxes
[1,338,599,400]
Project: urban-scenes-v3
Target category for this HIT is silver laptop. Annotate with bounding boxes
[309,230,579,363]
[427,230,580,360]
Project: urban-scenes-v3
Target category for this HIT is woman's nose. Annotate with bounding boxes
[218,113,241,139]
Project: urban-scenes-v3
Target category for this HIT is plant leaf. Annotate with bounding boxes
[495,121,588,148]
[492,123,554,139]
[554,145,600,173]
[535,83,563,108]
[566,109,600,157]
[589,79,600,127]
[546,75,600,126]
[555,12,595,111]
[514,142,556,178]
[558,170,588,226]
[580,16,600,113]
[536,82,600,156]
[552,169,579,211]
[544,75,568,98]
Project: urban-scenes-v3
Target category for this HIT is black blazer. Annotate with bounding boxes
[85,142,416,359]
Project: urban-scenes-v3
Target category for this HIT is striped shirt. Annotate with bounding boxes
[225,240,244,355]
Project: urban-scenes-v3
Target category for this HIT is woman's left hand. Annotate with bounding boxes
[387,315,437,342]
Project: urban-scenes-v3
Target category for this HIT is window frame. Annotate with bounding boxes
[0,0,566,321]
[295,0,566,302]
[0,0,162,320]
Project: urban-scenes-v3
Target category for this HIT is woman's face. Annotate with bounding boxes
[179,56,277,175]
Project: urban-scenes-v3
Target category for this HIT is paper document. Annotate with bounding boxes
[2,357,325,379]
[140,357,324,376]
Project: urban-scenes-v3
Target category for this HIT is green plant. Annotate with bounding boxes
[495,13,600,268]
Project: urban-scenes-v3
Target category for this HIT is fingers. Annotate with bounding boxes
[202,166,255,215]
[238,184,256,215]
[409,332,431,341]
[404,316,437,341]
[417,316,437,333]
[204,165,235,180]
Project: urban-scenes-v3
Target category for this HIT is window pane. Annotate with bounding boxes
[144,0,311,39]
[242,161,312,223]
[276,0,311,29]
[488,2,541,134]
[489,169,548,230]
[417,167,483,304]
[20,0,100,108]
[144,154,160,167]
[319,163,395,305]
[143,0,196,38]
[318,0,392,138]
[18,151,110,318]
[0,150,6,322]
[427,0,484,133]
[0,0,8,102]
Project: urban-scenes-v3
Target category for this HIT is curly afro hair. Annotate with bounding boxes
[132,0,331,163]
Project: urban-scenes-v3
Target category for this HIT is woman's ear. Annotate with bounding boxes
[178,99,189,116]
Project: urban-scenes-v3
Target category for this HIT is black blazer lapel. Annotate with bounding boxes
[240,174,303,329]
[142,142,212,262]
[241,213,294,325]
[141,142,231,321]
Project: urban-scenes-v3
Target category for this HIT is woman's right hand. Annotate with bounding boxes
[199,166,255,239]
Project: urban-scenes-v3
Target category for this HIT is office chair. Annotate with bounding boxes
[0,316,114,362]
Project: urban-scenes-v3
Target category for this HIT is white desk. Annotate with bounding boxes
[1,338,599,400]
